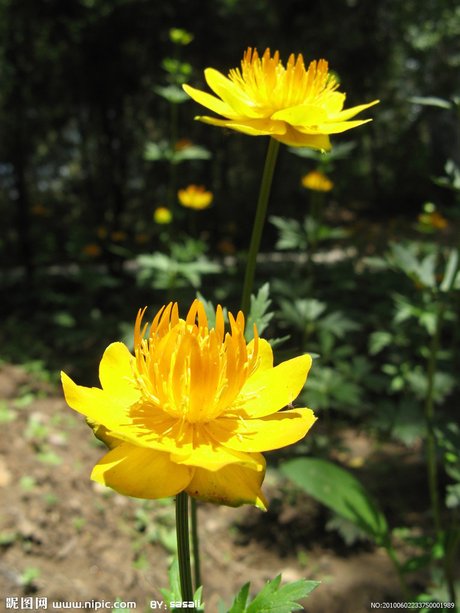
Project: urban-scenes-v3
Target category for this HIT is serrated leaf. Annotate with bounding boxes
[160,557,181,603]
[368,331,393,355]
[244,575,319,613]
[390,399,425,446]
[245,283,274,340]
[228,582,250,612]
[270,216,305,251]
[280,458,389,545]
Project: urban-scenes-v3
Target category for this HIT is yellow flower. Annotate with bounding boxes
[153,207,173,224]
[175,138,194,151]
[31,203,49,217]
[183,47,379,150]
[418,211,448,230]
[178,185,213,210]
[82,243,102,257]
[111,231,127,242]
[61,300,316,509]
[96,226,108,239]
[301,170,334,192]
[134,232,150,244]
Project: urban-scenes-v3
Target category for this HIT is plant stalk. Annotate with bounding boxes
[424,300,442,538]
[175,492,194,602]
[424,297,457,605]
[241,137,280,315]
[190,498,201,591]
[384,540,412,601]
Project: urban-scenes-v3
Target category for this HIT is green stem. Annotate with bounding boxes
[168,102,179,210]
[241,137,280,315]
[384,540,412,601]
[190,498,201,590]
[424,299,443,538]
[424,298,457,606]
[175,492,194,602]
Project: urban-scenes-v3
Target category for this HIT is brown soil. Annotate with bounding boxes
[0,363,417,612]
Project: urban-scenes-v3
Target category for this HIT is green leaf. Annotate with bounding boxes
[409,96,452,109]
[245,283,274,341]
[270,216,305,251]
[446,483,460,509]
[228,582,250,612]
[326,514,370,545]
[319,311,360,339]
[228,575,319,613]
[154,84,190,104]
[280,458,389,544]
[160,557,181,603]
[368,330,393,355]
[440,249,459,292]
[172,145,212,163]
[144,141,172,162]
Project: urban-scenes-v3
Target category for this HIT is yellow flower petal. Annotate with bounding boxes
[98,342,137,399]
[86,419,124,449]
[168,424,265,472]
[91,443,193,499]
[274,128,331,150]
[314,118,373,135]
[237,354,312,418]
[329,99,380,122]
[271,104,328,125]
[210,408,317,452]
[204,68,260,118]
[186,455,268,510]
[250,338,273,372]
[196,115,287,137]
[61,372,138,431]
[183,83,236,118]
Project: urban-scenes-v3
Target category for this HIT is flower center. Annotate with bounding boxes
[228,48,339,115]
[131,301,259,426]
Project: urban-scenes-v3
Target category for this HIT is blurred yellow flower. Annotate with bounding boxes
[153,207,173,224]
[301,170,334,192]
[134,232,150,244]
[61,300,316,508]
[31,203,49,217]
[178,185,213,210]
[82,243,102,257]
[183,47,379,150]
[96,226,108,239]
[418,211,448,230]
[175,138,194,151]
[111,231,127,242]
[217,238,237,255]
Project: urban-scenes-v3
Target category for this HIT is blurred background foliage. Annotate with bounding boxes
[0,0,459,377]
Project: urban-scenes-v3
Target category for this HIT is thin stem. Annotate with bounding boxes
[175,492,194,602]
[241,137,280,315]
[424,298,457,606]
[190,498,201,590]
[424,299,443,537]
[384,540,412,601]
